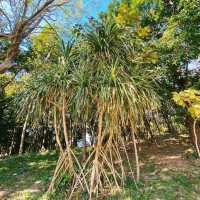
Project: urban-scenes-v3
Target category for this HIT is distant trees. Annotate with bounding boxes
[106,0,200,90]
[105,0,200,135]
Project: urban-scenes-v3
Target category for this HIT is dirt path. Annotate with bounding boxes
[139,135,192,163]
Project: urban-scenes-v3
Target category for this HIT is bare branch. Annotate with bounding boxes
[0,8,12,30]
[21,0,29,18]
[0,0,70,73]
[0,33,11,39]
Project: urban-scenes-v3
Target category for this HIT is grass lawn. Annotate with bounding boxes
[108,164,200,200]
[0,151,58,200]
[1,137,200,200]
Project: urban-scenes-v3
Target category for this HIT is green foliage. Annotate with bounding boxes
[0,74,20,154]
[24,26,61,70]
[106,0,199,99]
[0,74,13,88]
[184,149,199,160]
[11,20,161,198]
[160,0,200,57]
[55,171,72,191]
[113,0,163,26]
[16,20,159,132]
[172,89,200,119]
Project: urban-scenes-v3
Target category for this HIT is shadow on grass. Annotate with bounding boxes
[107,167,200,200]
[0,151,58,199]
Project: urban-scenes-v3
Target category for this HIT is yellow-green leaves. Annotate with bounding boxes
[5,83,21,97]
[115,2,140,25]
[172,89,200,119]
[111,66,116,81]
[0,74,13,88]
[188,104,200,119]
[172,91,187,108]
[136,26,151,38]
[160,21,180,48]
[32,26,58,53]
[114,0,162,27]
[29,26,60,69]
[0,74,30,97]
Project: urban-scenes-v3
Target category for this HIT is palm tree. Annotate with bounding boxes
[16,20,159,199]
[65,20,159,199]
[16,41,76,153]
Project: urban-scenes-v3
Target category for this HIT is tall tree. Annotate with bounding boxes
[0,0,70,73]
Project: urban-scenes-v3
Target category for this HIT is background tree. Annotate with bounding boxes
[0,0,70,73]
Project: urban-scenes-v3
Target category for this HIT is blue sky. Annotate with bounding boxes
[55,0,112,37]
[90,0,111,17]
[78,0,111,20]
[59,0,112,25]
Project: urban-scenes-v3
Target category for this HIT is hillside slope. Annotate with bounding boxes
[1,136,200,200]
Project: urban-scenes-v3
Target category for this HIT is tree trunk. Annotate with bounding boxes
[9,129,15,156]
[0,0,69,73]
[0,34,21,73]
[0,59,13,73]
[62,98,69,147]
[62,97,73,171]
[186,115,195,145]
[132,132,140,182]
[82,123,87,161]
[193,120,200,158]
[54,107,63,152]
[162,110,177,135]
[89,110,103,199]
[19,112,29,155]
[186,115,200,150]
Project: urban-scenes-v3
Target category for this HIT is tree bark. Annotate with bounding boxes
[132,131,140,182]
[193,120,200,158]
[89,110,103,200]
[82,123,87,161]
[186,115,195,145]
[19,112,29,155]
[54,107,63,152]
[62,98,69,147]
[0,0,69,73]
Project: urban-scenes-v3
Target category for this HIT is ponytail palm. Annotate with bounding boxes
[16,21,160,199]
[81,63,158,198]
[61,22,159,198]
[16,41,76,153]
[84,21,125,59]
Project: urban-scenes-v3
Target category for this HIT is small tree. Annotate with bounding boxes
[173,89,200,157]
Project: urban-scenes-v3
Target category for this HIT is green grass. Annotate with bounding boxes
[0,151,58,199]
[1,150,200,200]
[107,167,200,200]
